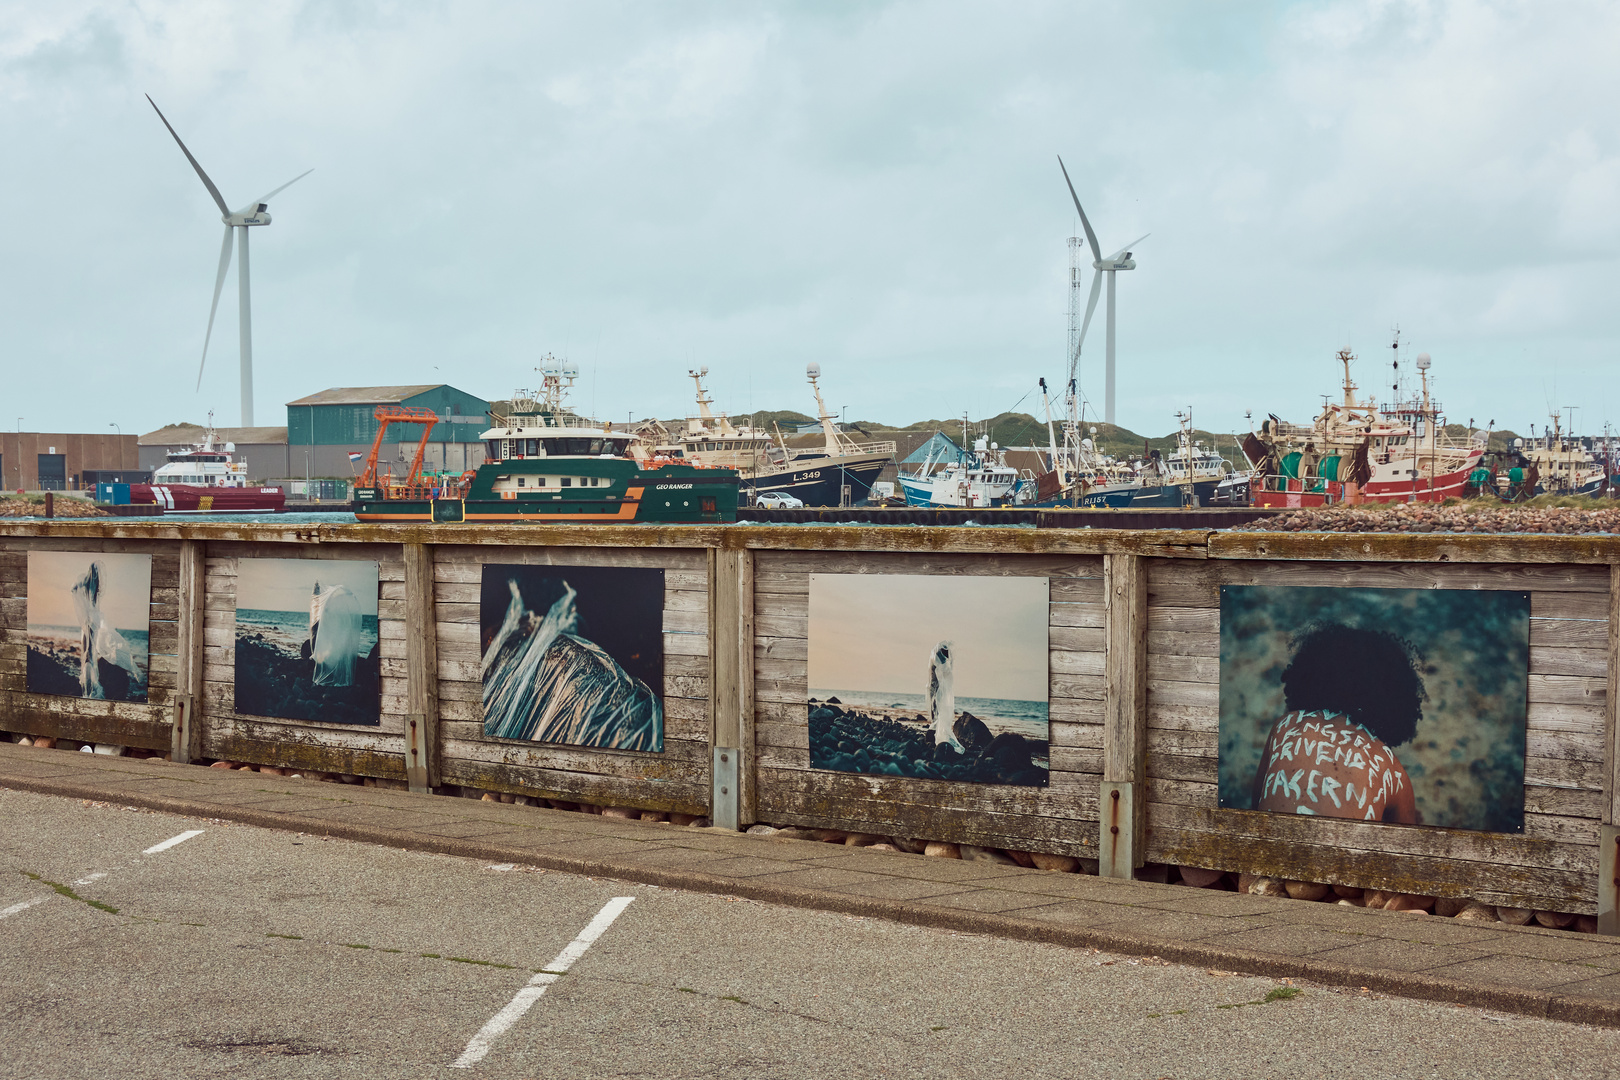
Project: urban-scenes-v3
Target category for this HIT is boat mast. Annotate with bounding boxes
[805,363,842,458]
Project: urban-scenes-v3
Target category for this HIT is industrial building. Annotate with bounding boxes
[286,385,491,477]
[1,432,141,492]
[137,385,491,485]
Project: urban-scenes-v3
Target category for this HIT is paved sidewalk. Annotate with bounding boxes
[5,743,1620,1028]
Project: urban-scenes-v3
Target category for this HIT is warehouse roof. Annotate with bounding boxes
[285,385,459,407]
[139,424,289,446]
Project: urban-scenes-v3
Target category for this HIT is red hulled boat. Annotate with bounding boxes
[129,421,284,514]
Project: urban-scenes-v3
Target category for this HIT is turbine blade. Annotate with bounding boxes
[1076,270,1103,358]
[1105,233,1151,263]
[1057,155,1102,263]
[247,168,314,210]
[146,95,232,218]
[198,225,234,391]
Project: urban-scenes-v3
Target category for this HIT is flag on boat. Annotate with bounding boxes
[348,452,363,462]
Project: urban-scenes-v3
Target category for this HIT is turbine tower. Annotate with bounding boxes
[1057,156,1147,427]
[147,95,310,427]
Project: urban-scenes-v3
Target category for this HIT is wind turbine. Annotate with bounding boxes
[147,95,310,427]
[1057,156,1146,427]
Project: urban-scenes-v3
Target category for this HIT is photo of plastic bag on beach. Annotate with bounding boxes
[808,573,1049,786]
[1219,584,1528,833]
[26,551,152,703]
[480,564,664,753]
[233,558,381,725]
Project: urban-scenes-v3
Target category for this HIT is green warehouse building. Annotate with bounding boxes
[286,384,491,479]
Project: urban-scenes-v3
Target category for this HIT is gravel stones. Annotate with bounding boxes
[1236,501,1620,535]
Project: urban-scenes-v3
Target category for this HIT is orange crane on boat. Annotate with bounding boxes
[356,405,442,495]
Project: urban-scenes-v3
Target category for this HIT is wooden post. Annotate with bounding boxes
[1100,552,1147,877]
[1601,564,1620,934]
[171,538,205,764]
[708,545,755,830]
[403,542,440,793]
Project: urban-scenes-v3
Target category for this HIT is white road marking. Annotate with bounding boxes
[0,897,46,921]
[451,896,636,1069]
[143,829,205,855]
[72,872,108,886]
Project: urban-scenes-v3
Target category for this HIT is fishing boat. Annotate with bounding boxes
[1243,345,1483,507]
[1517,413,1608,497]
[898,416,1034,508]
[126,416,285,513]
[1025,379,1139,508]
[1127,409,1235,508]
[353,359,740,524]
[640,364,894,507]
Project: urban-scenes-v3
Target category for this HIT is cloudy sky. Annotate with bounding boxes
[3,1,1617,438]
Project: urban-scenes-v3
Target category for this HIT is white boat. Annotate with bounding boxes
[899,420,1031,507]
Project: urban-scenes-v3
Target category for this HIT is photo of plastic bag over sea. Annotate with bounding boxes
[480,564,665,753]
[26,551,152,703]
[808,573,1049,786]
[1220,584,1529,833]
[233,558,381,725]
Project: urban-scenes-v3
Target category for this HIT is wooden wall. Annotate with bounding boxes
[197,542,409,779]
[0,536,177,749]
[1,520,1616,914]
[427,544,711,814]
[1143,559,1607,911]
[751,551,1106,855]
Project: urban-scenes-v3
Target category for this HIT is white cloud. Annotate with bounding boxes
[0,0,1616,440]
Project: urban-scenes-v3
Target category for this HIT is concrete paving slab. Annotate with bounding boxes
[1425,954,1618,991]
[1199,924,1369,957]
[922,890,1073,915]
[1015,898,1140,925]
[1312,938,1500,973]
[1090,911,1268,940]
[818,876,980,903]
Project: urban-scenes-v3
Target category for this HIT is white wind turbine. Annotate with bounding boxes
[1057,156,1146,427]
[147,95,311,427]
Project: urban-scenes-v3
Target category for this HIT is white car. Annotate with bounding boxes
[755,491,805,509]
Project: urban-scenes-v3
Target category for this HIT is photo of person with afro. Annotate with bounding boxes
[1219,584,1529,834]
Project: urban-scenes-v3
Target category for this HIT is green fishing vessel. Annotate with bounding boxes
[352,361,739,524]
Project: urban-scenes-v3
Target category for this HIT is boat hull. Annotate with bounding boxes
[1128,479,1222,508]
[1030,485,1138,509]
[128,484,286,513]
[747,453,889,507]
[354,473,739,524]
[1253,458,1480,508]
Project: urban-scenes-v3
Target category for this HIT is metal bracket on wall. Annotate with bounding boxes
[1600,825,1620,936]
[405,711,430,794]
[712,746,740,832]
[1099,780,1139,879]
[169,694,197,765]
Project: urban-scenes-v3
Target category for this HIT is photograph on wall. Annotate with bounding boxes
[480,564,664,753]
[1219,584,1529,833]
[26,551,152,703]
[234,558,381,725]
[808,573,1049,786]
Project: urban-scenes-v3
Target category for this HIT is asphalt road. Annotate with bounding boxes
[4,788,1619,1080]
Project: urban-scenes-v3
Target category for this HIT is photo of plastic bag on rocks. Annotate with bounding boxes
[233,558,381,725]
[480,564,664,753]
[808,573,1049,786]
[26,551,152,703]
[1219,584,1529,833]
